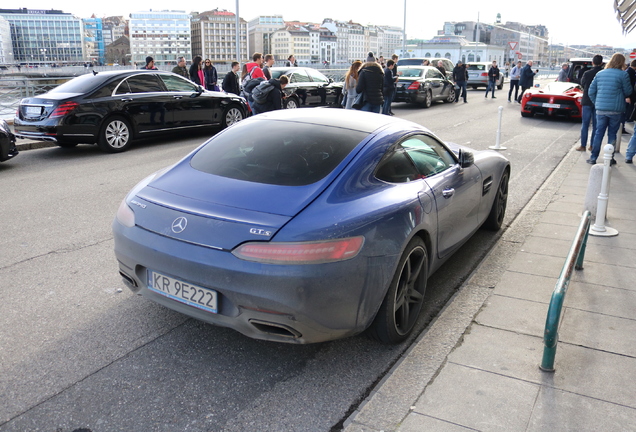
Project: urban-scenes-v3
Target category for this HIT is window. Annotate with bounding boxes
[120,74,165,93]
[426,69,444,79]
[160,74,198,92]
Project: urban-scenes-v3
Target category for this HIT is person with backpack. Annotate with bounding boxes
[251,75,289,115]
[241,53,266,110]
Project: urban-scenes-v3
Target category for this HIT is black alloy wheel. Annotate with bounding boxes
[482,169,509,231]
[368,237,428,344]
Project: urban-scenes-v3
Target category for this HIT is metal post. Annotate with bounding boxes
[489,106,507,150]
[589,144,619,237]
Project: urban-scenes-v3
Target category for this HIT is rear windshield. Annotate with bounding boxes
[467,64,487,71]
[398,59,425,66]
[400,68,424,78]
[191,120,367,186]
[49,73,108,94]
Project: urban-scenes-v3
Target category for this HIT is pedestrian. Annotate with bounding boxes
[382,60,396,115]
[251,75,289,115]
[422,59,430,66]
[355,59,384,113]
[286,55,297,67]
[141,56,158,70]
[222,61,241,95]
[436,60,446,77]
[189,56,204,85]
[485,60,499,98]
[262,54,275,79]
[508,61,522,102]
[517,60,538,103]
[343,60,362,110]
[241,53,266,110]
[624,59,636,132]
[390,54,400,115]
[557,63,569,82]
[378,56,386,68]
[203,59,219,91]
[452,60,468,103]
[366,51,376,63]
[575,55,603,152]
[587,53,632,165]
[171,56,188,78]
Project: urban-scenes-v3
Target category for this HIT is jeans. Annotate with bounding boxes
[626,133,636,161]
[361,102,382,113]
[455,81,467,102]
[486,80,496,97]
[382,90,393,115]
[590,113,621,161]
[581,105,597,148]
[517,86,530,103]
[508,79,519,101]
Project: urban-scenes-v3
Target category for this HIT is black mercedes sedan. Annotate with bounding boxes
[394,66,456,108]
[14,70,248,153]
[0,119,18,162]
[269,67,342,109]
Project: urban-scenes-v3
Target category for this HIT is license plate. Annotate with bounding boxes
[543,103,560,108]
[147,270,218,313]
[25,106,41,116]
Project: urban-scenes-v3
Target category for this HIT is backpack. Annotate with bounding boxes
[251,80,275,104]
[243,76,265,94]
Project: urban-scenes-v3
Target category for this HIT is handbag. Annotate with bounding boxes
[352,92,365,110]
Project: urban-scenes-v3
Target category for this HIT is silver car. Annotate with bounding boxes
[466,62,505,90]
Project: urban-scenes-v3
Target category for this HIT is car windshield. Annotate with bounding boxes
[191,120,367,186]
[400,68,424,78]
[467,64,487,71]
[48,73,107,94]
[542,82,583,93]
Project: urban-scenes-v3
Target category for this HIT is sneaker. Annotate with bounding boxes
[464,100,468,103]
[586,159,596,164]
[611,158,617,165]
[492,96,496,99]
[626,159,633,164]
[508,99,511,102]
[575,146,586,151]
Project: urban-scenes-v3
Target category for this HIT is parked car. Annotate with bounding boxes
[520,81,584,119]
[567,58,604,84]
[394,66,456,108]
[13,70,248,153]
[112,109,510,344]
[268,67,343,109]
[0,119,18,162]
[466,62,505,89]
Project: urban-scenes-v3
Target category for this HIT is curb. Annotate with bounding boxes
[342,146,582,432]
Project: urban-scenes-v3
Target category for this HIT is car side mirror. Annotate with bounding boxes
[458,149,474,168]
[191,86,204,97]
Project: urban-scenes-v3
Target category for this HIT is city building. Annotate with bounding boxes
[105,35,130,65]
[0,8,83,64]
[322,19,366,64]
[102,16,127,47]
[191,9,247,65]
[83,17,105,65]
[401,34,506,66]
[271,25,317,65]
[0,16,14,64]
[247,15,285,58]
[128,10,192,67]
[319,27,337,65]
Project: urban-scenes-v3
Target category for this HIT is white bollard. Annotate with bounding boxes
[589,144,619,237]
[489,106,507,150]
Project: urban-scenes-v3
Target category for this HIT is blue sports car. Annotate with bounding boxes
[113,109,510,344]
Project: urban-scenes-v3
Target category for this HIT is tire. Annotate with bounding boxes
[222,105,244,128]
[284,97,299,109]
[368,237,428,344]
[497,79,504,90]
[445,88,456,103]
[521,111,534,118]
[422,90,432,108]
[482,169,509,231]
[98,116,132,153]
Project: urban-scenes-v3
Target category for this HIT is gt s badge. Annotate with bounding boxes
[250,228,272,237]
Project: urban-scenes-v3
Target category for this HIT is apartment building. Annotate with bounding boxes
[129,10,191,67]
[191,9,247,64]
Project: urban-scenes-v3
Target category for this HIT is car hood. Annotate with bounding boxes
[131,156,352,250]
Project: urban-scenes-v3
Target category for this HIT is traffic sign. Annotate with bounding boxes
[630,52,636,59]
[509,41,518,51]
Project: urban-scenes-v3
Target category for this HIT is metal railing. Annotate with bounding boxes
[540,210,592,372]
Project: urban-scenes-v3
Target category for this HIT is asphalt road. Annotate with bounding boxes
[0,83,582,432]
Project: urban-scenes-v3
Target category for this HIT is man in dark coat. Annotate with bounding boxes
[355,61,384,113]
[576,55,604,151]
[452,61,468,103]
[485,60,500,98]
[171,56,188,78]
[251,75,289,115]
[517,60,537,103]
[222,62,241,96]
[382,60,396,115]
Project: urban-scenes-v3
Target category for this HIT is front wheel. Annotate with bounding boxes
[445,87,456,103]
[482,170,509,231]
[222,105,244,128]
[98,116,132,153]
[284,97,299,109]
[368,237,428,344]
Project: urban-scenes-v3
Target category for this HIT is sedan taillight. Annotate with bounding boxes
[49,101,79,118]
[232,236,365,264]
[408,82,420,90]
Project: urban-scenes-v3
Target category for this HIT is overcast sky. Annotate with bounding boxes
[18,0,636,49]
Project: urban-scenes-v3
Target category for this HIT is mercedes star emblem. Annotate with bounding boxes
[171,217,188,233]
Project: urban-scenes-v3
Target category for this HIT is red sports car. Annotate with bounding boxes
[520,82,583,119]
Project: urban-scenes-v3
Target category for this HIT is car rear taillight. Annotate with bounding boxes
[481,72,488,77]
[408,82,420,90]
[49,101,79,118]
[232,236,365,264]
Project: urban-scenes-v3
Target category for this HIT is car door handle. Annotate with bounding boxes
[120,98,133,102]
[442,188,455,198]
[173,96,183,100]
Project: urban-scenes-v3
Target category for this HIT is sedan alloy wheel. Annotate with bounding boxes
[99,116,132,153]
[223,106,244,128]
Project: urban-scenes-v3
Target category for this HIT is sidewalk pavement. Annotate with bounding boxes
[344,144,636,431]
